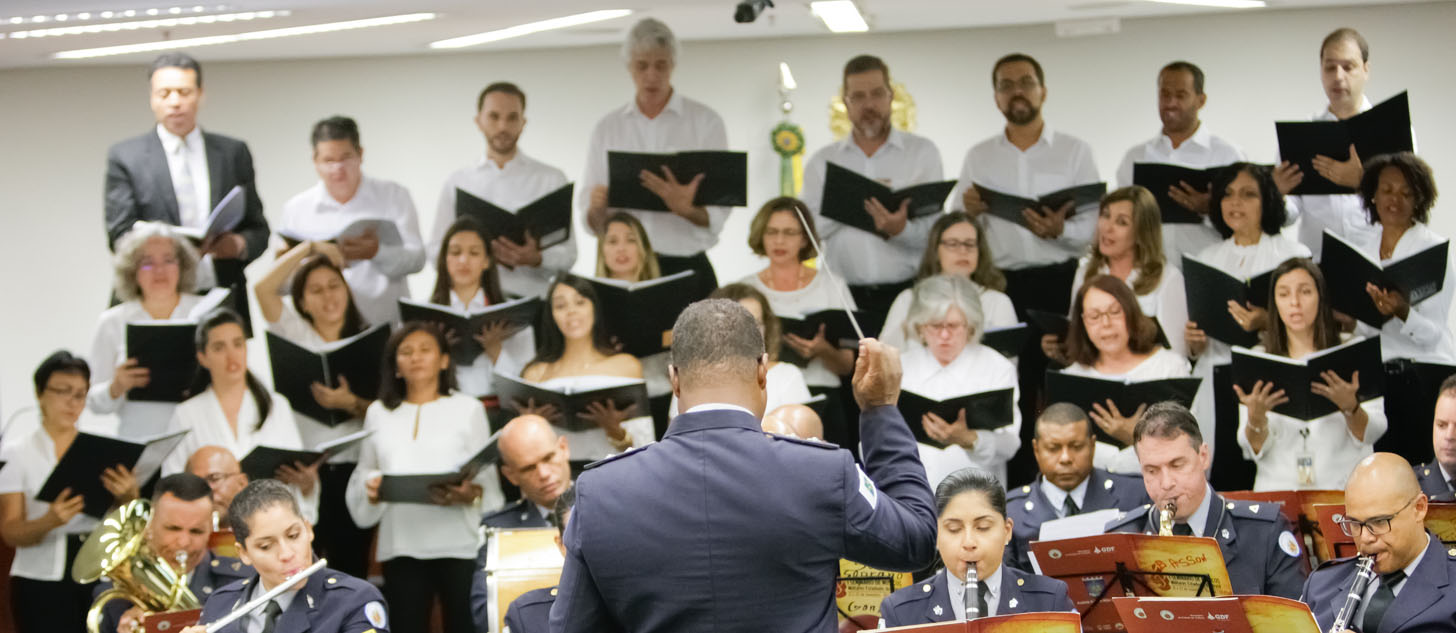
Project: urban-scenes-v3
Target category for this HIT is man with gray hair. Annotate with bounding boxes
[550,299,936,632]
[578,18,730,300]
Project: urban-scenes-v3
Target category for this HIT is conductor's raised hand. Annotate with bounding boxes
[852,339,902,410]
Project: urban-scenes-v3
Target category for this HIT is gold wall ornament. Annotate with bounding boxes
[829,81,917,140]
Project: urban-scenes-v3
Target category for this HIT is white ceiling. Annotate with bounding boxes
[0,0,1436,69]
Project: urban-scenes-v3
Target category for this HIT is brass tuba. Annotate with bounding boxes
[74,499,201,633]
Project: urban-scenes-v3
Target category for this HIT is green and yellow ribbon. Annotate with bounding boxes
[771,121,805,197]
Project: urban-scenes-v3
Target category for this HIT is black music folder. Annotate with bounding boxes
[277,217,404,250]
[819,162,956,235]
[1182,255,1277,347]
[982,323,1031,359]
[36,430,190,518]
[1043,371,1201,447]
[586,271,700,357]
[1230,336,1386,420]
[266,324,390,426]
[124,288,235,402]
[493,374,650,433]
[238,430,372,482]
[377,432,503,504]
[974,182,1107,230]
[454,184,574,249]
[777,309,863,367]
[397,296,540,364]
[1320,230,1449,327]
[1133,163,1234,225]
[898,388,1016,449]
[606,150,748,211]
[1275,91,1413,195]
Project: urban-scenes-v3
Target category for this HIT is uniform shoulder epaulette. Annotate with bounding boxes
[583,443,653,470]
[515,586,558,606]
[321,572,371,593]
[1107,504,1150,529]
[1224,499,1280,521]
[1007,484,1033,501]
[481,499,528,523]
[1313,555,1362,573]
[767,433,838,450]
[1011,570,1063,594]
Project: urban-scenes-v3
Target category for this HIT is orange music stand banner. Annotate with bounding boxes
[1112,595,1319,633]
[836,559,913,630]
[1220,489,1343,565]
[141,608,202,632]
[882,611,1081,633]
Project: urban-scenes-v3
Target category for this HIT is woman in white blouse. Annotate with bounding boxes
[1184,163,1309,490]
[160,309,319,522]
[430,216,535,400]
[254,240,379,578]
[518,276,655,461]
[900,275,1022,490]
[346,323,491,633]
[595,211,673,437]
[1235,258,1385,490]
[881,212,1017,352]
[1057,275,1194,473]
[740,197,858,450]
[1,352,137,633]
[88,222,209,439]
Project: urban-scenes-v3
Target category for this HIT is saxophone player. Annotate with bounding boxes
[1302,453,1456,633]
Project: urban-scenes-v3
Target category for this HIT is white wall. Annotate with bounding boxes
[1,1,1452,423]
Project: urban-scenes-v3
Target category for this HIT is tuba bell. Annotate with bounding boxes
[74,499,201,633]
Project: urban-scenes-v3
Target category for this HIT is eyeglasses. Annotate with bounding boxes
[138,257,179,271]
[202,472,243,486]
[1081,305,1125,324]
[845,88,891,106]
[43,386,87,404]
[939,239,978,253]
[1335,494,1418,537]
[996,77,1041,94]
[921,321,968,336]
[763,228,804,239]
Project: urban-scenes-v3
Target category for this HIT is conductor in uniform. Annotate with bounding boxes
[1303,452,1456,633]
[549,299,937,632]
[1105,402,1307,598]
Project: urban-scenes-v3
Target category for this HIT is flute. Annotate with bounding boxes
[204,558,328,633]
[1329,555,1375,633]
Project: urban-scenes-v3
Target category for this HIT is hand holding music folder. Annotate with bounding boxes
[1133,163,1233,225]
[397,296,540,364]
[238,430,373,483]
[453,184,574,249]
[493,374,649,433]
[125,288,236,403]
[1319,230,1449,327]
[266,324,391,426]
[1276,91,1413,195]
[1042,372,1201,447]
[277,217,404,250]
[171,185,245,243]
[1182,255,1277,347]
[819,162,957,236]
[777,308,863,367]
[1112,595,1320,633]
[585,271,701,357]
[897,388,1015,449]
[880,611,1081,632]
[36,430,190,518]
[1230,336,1385,420]
[974,182,1107,232]
[376,432,502,504]
[606,150,748,211]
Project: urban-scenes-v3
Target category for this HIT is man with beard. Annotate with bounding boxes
[801,54,944,339]
[434,81,574,299]
[1114,61,1247,265]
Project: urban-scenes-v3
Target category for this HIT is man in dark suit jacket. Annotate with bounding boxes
[1303,452,1456,633]
[104,52,268,264]
[550,300,938,632]
[1006,403,1150,571]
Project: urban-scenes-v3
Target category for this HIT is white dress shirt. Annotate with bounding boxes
[0,428,101,581]
[901,344,1022,489]
[345,394,496,561]
[534,375,656,462]
[280,175,426,326]
[800,129,944,285]
[742,270,858,388]
[445,289,535,398]
[1069,258,1190,357]
[86,294,208,439]
[1063,349,1194,474]
[947,565,1002,620]
[577,91,730,256]
[157,124,211,230]
[1236,339,1388,491]
[265,300,364,464]
[1115,125,1247,266]
[952,126,1101,270]
[1288,96,1382,259]
[432,152,575,299]
[880,282,1018,354]
[160,386,320,523]
[1350,223,1456,363]
[667,362,814,420]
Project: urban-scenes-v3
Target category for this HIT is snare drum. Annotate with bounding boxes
[484,527,564,633]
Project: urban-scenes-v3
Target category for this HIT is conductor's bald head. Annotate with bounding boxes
[669,299,769,417]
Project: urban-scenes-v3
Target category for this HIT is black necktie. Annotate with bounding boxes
[1172,523,1193,536]
[1063,495,1080,517]
[259,600,282,633]
[973,580,988,619]
[1361,570,1406,633]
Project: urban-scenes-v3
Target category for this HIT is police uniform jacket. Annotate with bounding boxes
[95,550,254,633]
[1005,469,1149,571]
[1416,460,1456,502]
[199,566,387,633]
[1302,532,1456,633]
[549,405,938,633]
[503,585,555,633]
[878,567,1074,627]
[1104,491,1307,598]
[471,499,551,633]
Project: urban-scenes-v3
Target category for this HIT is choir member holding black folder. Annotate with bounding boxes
[1233,258,1386,491]
[1051,275,1196,474]
[252,239,385,578]
[1,352,138,633]
[899,276,1021,489]
[879,213,1018,353]
[88,223,219,439]
[579,19,736,301]
[741,198,858,451]
[346,323,493,633]
[507,276,655,462]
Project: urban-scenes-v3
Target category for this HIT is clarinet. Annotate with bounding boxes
[962,563,980,621]
[1330,555,1376,633]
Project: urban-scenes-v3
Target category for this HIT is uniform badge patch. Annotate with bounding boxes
[1278,530,1301,558]
[932,605,943,616]
[856,465,878,510]
[365,601,388,628]
[1009,598,1018,609]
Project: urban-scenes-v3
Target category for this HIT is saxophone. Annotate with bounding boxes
[1158,501,1177,536]
[1330,555,1376,633]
